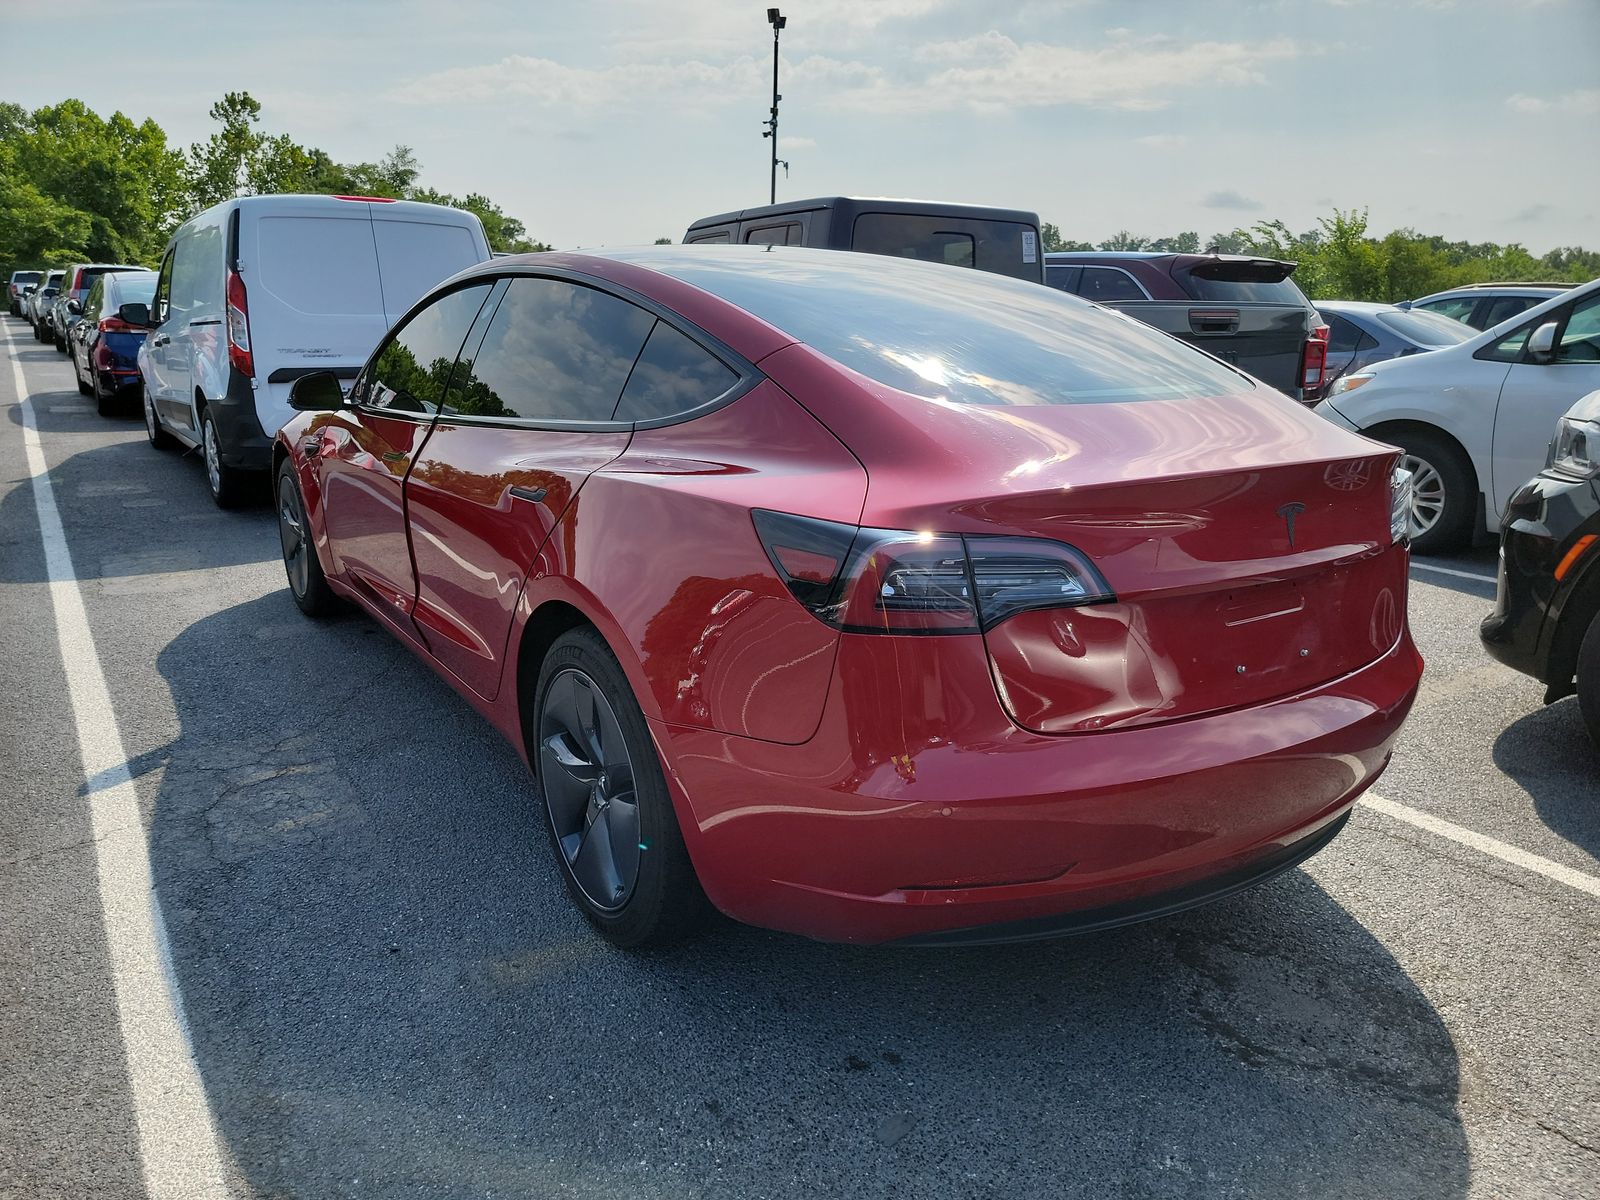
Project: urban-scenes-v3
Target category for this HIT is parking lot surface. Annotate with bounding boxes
[2,315,1596,1199]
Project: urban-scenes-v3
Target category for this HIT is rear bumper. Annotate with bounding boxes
[655,629,1422,944]
[210,367,274,471]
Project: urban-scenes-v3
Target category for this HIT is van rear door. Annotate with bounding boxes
[369,204,490,323]
[239,199,388,435]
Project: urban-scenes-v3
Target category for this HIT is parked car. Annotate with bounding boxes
[50,262,143,351]
[137,193,492,506]
[1315,300,1476,396]
[1044,251,1328,402]
[1481,389,1600,747]
[27,270,64,339]
[1403,282,1576,330]
[685,197,1044,283]
[1316,278,1600,552]
[273,245,1421,948]
[70,270,158,415]
[8,270,41,317]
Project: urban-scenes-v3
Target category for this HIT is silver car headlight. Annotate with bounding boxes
[1390,465,1413,544]
[1549,417,1600,480]
[1331,372,1376,397]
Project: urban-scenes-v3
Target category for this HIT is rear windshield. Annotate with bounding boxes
[255,215,382,316]
[115,275,158,304]
[1178,262,1309,305]
[605,246,1253,406]
[850,214,1039,281]
[1374,309,1475,347]
[77,266,132,290]
[13,272,40,284]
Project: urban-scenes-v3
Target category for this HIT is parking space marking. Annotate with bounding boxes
[1411,560,1496,584]
[1362,792,1600,900]
[6,324,233,1199]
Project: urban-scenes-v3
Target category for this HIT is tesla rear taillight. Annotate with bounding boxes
[752,509,1113,634]
[1301,325,1329,396]
[226,269,254,378]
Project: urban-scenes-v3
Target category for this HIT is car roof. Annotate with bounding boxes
[1315,301,1401,316]
[1044,250,1298,270]
[1413,284,1570,303]
[687,196,1040,229]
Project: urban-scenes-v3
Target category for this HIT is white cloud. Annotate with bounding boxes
[1506,88,1600,113]
[1201,189,1263,211]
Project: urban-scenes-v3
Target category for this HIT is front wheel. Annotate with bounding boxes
[534,628,709,948]
[1578,613,1600,751]
[1394,430,1476,554]
[143,389,176,449]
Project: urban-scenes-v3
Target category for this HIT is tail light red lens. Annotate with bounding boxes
[98,316,137,333]
[752,510,1113,634]
[1302,324,1329,394]
[226,269,254,378]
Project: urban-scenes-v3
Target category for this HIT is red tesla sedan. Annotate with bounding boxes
[273,246,1423,947]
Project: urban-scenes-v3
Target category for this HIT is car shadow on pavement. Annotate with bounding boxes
[146,593,1475,1198]
[0,429,274,584]
[1492,699,1600,861]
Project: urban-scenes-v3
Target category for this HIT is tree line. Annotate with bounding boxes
[0,92,548,278]
[1041,211,1598,302]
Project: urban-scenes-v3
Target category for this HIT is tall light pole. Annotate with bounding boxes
[763,8,786,204]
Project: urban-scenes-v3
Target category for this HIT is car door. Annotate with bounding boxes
[144,251,180,424]
[315,280,497,630]
[1490,290,1600,518]
[403,274,659,701]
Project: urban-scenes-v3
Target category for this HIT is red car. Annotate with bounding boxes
[273,246,1423,948]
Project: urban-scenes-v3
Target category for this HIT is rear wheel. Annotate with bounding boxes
[1578,613,1600,751]
[1393,430,1475,554]
[201,406,251,508]
[534,628,709,948]
[276,460,338,616]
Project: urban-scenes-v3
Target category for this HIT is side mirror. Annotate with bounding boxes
[117,302,151,328]
[288,371,347,412]
[1528,321,1558,362]
[66,299,82,315]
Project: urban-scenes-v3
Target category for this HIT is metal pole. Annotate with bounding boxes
[769,20,781,204]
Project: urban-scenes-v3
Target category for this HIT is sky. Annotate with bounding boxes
[4,0,1598,251]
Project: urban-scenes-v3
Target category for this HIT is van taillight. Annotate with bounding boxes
[226,269,253,378]
[752,509,1113,634]
[1301,324,1329,396]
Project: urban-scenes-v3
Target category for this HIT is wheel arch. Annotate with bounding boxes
[1545,550,1600,698]
[1361,420,1481,494]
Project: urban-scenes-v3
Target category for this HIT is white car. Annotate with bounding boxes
[1314,277,1600,552]
[138,194,492,507]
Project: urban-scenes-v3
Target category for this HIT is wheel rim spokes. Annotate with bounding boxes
[278,485,308,595]
[1400,455,1445,538]
[205,421,221,493]
[538,668,641,911]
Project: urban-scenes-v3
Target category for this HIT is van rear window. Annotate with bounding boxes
[371,220,482,321]
[255,216,382,316]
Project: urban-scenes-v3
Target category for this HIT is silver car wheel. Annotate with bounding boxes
[1399,453,1445,540]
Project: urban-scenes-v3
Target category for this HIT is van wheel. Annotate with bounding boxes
[144,391,175,449]
[201,407,250,508]
[1578,614,1600,752]
[533,628,710,948]
[1393,430,1475,554]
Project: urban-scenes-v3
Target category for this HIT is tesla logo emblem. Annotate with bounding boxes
[1277,502,1307,547]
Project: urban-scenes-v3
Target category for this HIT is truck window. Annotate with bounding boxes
[1078,267,1146,303]
[851,214,1039,281]
[687,230,733,244]
[745,223,799,245]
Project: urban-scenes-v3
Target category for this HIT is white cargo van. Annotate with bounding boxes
[138,194,491,506]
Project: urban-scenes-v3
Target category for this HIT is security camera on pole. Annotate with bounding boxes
[762,8,787,204]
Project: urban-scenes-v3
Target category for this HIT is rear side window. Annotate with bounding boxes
[1179,263,1308,304]
[82,279,105,323]
[1481,296,1538,328]
[1077,267,1146,303]
[255,215,382,316]
[451,278,655,422]
[744,223,799,246]
[851,214,1036,280]
[1414,296,1478,325]
[687,230,734,244]
[358,283,494,414]
[372,219,482,322]
[1044,264,1081,294]
[1322,313,1365,354]
[614,321,739,422]
[1554,293,1600,364]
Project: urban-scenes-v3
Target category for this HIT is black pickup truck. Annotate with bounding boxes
[1043,251,1328,402]
[684,197,1044,283]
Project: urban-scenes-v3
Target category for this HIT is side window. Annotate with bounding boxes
[1324,314,1363,354]
[359,283,494,415]
[1554,294,1600,364]
[82,279,105,323]
[1483,296,1535,328]
[450,277,655,422]
[1480,317,1538,363]
[152,250,174,325]
[614,321,739,422]
[688,230,733,244]
[1044,264,1081,294]
[1414,297,1477,325]
[169,236,199,322]
[1079,267,1146,303]
[744,223,798,246]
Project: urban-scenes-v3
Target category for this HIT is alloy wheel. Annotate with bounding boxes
[277,478,310,597]
[1399,453,1445,540]
[203,416,222,497]
[144,392,159,441]
[538,668,642,912]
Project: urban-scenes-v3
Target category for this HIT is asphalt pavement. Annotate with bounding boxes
[1,313,1596,1200]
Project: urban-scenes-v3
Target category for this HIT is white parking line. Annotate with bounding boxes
[1361,792,1600,900]
[5,324,232,1198]
[1411,560,1497,584]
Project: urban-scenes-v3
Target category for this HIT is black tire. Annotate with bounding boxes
[54,330,68,353]
[200,406,252,508]
[77,365,93,397]
[143,388,176,449]
[275,460,339,617]
[533,627,709,948]
[1393,429,1476,555]
[93,369,120,417]
[1578,613,1600,752]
